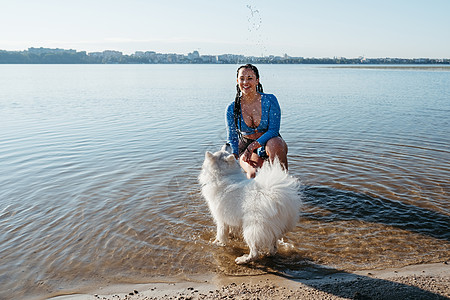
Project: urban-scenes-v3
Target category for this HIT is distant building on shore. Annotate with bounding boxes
[28,47,77,54]
[0,47,448,64]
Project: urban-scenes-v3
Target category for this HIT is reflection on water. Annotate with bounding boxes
[0,65,449,299]
[302,186,450,241]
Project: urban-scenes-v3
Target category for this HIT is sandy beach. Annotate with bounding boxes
[47,262,449,300]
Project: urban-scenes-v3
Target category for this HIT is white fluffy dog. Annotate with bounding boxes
[199,144,301,264]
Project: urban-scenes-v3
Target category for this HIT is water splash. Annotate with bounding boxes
[245,3,268,58]
[246,5,262,31]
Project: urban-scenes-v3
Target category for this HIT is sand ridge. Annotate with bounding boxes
[47,262,449,300]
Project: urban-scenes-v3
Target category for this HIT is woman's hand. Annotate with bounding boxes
[243,141,261,164]
[242,148,251,163]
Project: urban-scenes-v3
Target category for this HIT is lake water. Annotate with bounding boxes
[0,64,449,299]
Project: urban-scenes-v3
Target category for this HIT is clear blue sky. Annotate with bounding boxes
[1,0,449,58]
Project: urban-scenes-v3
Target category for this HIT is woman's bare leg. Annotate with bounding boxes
[239,152,264,179]
[265,137,288,170]
[239,137,287,178]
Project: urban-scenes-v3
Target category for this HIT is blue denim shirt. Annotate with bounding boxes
[226,93,281,156]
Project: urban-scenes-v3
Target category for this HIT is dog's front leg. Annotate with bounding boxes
[212,223,229,246]
[235,248,259,264]
[268,239,278,256]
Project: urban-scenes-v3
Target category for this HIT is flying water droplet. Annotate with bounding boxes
[246,5,262,32]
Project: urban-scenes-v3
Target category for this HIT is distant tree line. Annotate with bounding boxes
[0,51,90,64]
[0,48,448,64]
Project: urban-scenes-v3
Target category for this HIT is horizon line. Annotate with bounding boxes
[2,47,449,60]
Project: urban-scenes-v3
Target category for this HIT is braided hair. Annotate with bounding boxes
[233,64,264,137]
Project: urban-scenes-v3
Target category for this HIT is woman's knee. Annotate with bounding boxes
[265,137,288,170]
[266,137,287,157]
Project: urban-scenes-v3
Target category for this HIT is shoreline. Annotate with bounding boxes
[327,65,450,70]
[47,262,449,300]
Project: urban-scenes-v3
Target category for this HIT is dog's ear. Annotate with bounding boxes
[205,151,214,160]
[221,143,232,153]
[226,154,235,162]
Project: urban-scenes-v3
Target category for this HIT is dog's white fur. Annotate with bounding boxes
[199,144,301,264]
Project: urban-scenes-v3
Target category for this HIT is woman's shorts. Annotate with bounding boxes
[238,137,268,158]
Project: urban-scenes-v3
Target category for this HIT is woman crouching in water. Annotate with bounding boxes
[226,64,288,179]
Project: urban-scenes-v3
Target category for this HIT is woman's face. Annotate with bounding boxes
[237,68,259,95]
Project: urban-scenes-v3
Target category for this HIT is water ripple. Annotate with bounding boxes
[0,65,449,299]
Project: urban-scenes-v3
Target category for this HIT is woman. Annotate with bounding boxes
[226,64,288,179]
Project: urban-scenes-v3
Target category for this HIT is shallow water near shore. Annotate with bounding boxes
[0,64,449,298]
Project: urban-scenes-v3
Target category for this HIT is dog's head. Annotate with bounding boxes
[202,145,238,175]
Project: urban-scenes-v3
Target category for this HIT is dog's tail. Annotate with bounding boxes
[254,157,301,206]
[242,158,301,248]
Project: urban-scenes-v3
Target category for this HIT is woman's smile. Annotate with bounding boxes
[238,68,259,95]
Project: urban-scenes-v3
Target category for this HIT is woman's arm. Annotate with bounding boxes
[256,94,281,146]
[225,102,239,156]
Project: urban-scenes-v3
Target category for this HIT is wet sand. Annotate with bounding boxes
[48,262,449,300]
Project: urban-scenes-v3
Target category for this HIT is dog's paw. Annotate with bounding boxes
[235,254,250,265]
[277,238,294,250]
[212,239,226,247]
